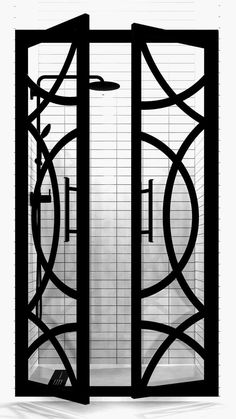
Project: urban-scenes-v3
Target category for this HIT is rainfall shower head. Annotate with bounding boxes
[89,75,120,91]
[89,80,120,91]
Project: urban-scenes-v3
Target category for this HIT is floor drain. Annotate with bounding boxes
[48,369,68,386]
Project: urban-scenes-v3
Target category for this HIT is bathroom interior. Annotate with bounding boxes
[27,38,204,390]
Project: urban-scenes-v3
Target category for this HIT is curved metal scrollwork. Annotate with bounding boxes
[28,125,78,311]
[28,312,77,386]
[140,42,206,387]
[141,43,204,123]
[28,43,77,123]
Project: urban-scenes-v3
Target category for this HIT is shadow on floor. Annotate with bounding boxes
[0,400,219,419]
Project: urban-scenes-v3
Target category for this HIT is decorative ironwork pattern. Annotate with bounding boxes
[16,19,218,401]
[139,42,206,387]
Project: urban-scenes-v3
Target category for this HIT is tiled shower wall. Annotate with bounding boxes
[90,43,132,365]
[28,41,204,370]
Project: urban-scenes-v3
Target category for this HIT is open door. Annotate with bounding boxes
[15,14,90,403]
[131,24,218,397]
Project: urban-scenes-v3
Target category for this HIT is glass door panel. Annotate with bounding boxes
[16,14,90,404]
[131,23,218,397]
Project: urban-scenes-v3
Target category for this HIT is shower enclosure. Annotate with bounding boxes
[15,14,218,404]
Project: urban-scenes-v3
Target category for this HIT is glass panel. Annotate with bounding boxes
[27,43,78,387]
[141,42,205,386]
[89,42,131,387]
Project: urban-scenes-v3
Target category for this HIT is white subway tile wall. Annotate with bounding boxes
[90,43,132,365]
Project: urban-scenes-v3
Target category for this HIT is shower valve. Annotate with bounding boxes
[30,190,52,206]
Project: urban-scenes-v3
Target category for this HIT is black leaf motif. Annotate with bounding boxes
[41,124,51,138]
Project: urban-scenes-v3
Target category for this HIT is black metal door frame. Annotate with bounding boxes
[15,14,90,404]
[15,18,218,402]
[131,23,218,398]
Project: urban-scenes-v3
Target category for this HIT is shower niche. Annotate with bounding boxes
[15,15,218,404]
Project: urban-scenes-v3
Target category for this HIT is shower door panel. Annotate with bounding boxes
[15,14,90,404]
[131,24,218,397]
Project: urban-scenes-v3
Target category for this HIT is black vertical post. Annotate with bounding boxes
[204,31,219,395]
[36,93,42,319]
[148,179,153,243]
[76,14,90,404]
[131,24,142,396]
[15,32,29,395]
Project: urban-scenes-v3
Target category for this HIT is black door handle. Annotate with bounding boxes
[141,179,153,243]
[64,177,77,242]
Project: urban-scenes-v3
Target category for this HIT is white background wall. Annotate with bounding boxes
[1,0,235,418]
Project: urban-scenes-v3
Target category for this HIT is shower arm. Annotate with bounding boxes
[30,74,106,100]
[89,75,104,82]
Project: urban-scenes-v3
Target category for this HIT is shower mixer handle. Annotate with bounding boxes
[64,177,77,242]
[30,189,51,206]
[141,179,153,243]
